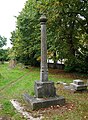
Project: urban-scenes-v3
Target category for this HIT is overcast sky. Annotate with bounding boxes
[0,0,27,48]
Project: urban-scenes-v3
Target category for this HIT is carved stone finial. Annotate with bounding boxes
[40,15,47,23]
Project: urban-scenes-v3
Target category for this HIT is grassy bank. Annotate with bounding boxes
[0,63,88,120]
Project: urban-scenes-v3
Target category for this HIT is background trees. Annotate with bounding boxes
[10,0,40,66]
[0,35,8,63]
[0,35,7,48]
[10,0,88,73]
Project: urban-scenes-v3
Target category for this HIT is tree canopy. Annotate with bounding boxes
[10,0,88,73]
[0,35,7,48]
[0,35,8,63]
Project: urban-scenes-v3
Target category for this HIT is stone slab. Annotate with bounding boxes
[73,80,84,85]
[70,83,87,90]
[64,85,88,93]
[23,94,65,110]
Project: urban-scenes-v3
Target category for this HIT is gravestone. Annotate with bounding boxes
[9,59,16,68]
[23,15,65,110]
[70,79,87,91]
[64,79,87,92]
[34,15,56,98]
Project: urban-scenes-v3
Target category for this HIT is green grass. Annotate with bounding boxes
[0,63,28,89]
[0,63,88,120]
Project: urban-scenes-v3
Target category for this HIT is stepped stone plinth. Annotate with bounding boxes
[23,94,65,110]
[70,79,87,91]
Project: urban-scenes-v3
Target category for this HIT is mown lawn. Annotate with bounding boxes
[0,63,88,120]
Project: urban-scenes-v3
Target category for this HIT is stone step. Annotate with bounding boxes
[73,79,84,85]
[70,83,87,90]
[23,94,65,110]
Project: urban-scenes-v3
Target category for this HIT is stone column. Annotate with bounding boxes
[34,15,56,98]
[23,15,65,110]
[40,15,48,82]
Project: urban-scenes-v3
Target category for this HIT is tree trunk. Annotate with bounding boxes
[67,20,76,58]
[53,52,57,69]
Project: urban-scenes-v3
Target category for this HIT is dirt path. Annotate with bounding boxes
[0,71,30,93]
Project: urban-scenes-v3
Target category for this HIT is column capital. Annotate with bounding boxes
[40,15,47,24]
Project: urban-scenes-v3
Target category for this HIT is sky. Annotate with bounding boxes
[0,0,27,48]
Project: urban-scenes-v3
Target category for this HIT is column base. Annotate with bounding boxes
[23,94,65,110]
[34,81,56,98]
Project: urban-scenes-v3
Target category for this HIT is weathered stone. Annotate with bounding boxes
[23,94,65,110]
[70,83,87,91]
[23,15,65,110]
[34,81,56,98]
[40,15,48,82]
[10,99,43,120]
[9,59,16,68]
[73,79,84,85]
[56,81,67,85]
[34,15,57,99]
[64,79,87,92]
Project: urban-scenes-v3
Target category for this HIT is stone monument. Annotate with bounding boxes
[70,79,87,91]
[23,15,65,110]
[34,15,56,98]
[9,59,16,68]
[64,79,87,92]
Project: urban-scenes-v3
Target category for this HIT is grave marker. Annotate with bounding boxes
[23,15,65,110]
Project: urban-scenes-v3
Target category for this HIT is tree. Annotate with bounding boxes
[11,0,88,73]
[0,49,9,63]
[0,35,7,63]
[57,0,88,72]
[37,0,88,72]
[0,35,7,48]
[10,0,40,66]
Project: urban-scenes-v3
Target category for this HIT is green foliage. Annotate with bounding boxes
[0,49,9,63]
[10,0,41,66]
[10,0,88,73]
[0,35,7,48]
[0,35,8,63]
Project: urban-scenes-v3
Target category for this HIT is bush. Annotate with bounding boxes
[64,54,88,73]
[16,53,40,67]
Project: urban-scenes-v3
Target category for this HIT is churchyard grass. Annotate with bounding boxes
[0,63,88,120]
